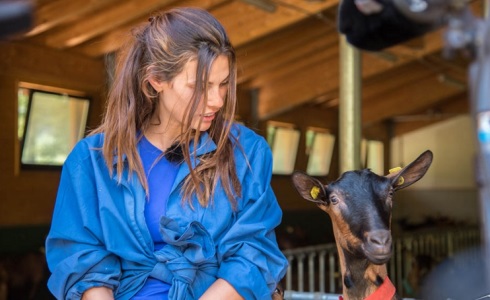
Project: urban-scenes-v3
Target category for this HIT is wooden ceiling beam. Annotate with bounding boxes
[259,53,340,119]
[25,0,120,37]
[41,0,179,49]
[73,0,229,57]
[74,0,338,57]
[362,61,453,99]
[257,44,465,122]
[362,73,467,125]
[237,19,336,83]
[393,93,469,136]
[212,0,339,48]
[257,51,408,120]
[0,42,104,91]
[250,38,339,88]
[257,27,449,120]
[236,17,334,67]
[270,106,338,130]
[240,29,339,85]
[361,28,446,78]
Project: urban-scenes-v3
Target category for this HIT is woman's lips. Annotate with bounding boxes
[202,112,216,122]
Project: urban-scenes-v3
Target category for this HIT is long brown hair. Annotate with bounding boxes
[92,7,241,208]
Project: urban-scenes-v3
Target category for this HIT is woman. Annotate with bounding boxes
[45,7,288,300]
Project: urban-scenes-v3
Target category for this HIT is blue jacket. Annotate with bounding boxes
[46,124,288,300]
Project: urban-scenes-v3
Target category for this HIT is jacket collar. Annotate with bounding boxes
[109,131,218,193]
[189,131,217,157]
[170,131,217,193]
[110,131,217,167]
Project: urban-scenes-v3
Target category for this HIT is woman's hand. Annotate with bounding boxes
[81,286,114,300]
[199,278,244,300]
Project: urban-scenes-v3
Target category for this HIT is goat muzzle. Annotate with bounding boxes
[363,230,393,264]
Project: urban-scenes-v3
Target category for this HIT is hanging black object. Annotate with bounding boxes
[337,0,438,51]
[0,1,34,40]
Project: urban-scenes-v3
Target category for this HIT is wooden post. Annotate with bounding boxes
[249,88,259,130]
[339,36,362,173]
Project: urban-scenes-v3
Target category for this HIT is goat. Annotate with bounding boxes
[291,150,433,300]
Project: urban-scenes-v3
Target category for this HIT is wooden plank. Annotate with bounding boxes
[42,0,178,48]
[73,0,229,57]
[270,106,338,129]
[393,93,469,136]
[75,0,338,57]
[0,42,105,91]
[212,0,338,47]
[362,62,445,99]
[236,17,333,67]
[362,73,467,125]
[24,0,120,37]
[2,172,61,225]
[257,29,447,119]
[237,23,337,84]
[258,52,339,119]
[249,38,338,88]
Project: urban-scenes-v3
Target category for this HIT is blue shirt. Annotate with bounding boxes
[45,124,288,300]
[132,136,178,299]
[139,135,179,251]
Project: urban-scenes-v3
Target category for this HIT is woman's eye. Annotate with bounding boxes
[220,81,229,87]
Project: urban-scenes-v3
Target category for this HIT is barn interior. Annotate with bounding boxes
[0,0,486,299]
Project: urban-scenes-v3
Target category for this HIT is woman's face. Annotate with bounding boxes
[159,54,230,136]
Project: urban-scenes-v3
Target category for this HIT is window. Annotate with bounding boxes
[305,127,335,176]
[19,84,90,167]
[267,121,300,175]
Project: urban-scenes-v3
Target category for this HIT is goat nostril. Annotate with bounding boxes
[368,231,392,246]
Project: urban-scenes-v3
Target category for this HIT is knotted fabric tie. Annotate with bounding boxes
[151,217,218,300]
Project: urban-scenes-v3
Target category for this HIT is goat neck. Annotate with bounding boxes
[333,225,395,300]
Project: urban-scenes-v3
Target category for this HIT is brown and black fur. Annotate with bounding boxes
[292,150,433,300]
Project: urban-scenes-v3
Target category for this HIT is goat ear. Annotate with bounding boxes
[291,171,328,203]
[387,150,433,191]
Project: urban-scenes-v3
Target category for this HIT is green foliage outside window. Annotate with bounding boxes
[18,88,29,140]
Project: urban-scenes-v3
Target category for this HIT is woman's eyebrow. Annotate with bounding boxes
[216,75,230,83]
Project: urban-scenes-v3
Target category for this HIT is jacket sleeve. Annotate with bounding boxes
[217,138,288,299]
[45,141,121,299]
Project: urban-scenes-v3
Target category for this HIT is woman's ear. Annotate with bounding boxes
[148,77,166,93]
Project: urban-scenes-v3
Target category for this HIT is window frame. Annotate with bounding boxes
[305,127,336,177]
[266,121,301,176]
[19,86,91,170]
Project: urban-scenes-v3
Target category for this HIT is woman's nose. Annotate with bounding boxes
[207,86,224,108]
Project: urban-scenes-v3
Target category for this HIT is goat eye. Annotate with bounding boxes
[329,194,339,204]
[386,189,394,206]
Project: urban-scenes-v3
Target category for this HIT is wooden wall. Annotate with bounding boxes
[0,41,106,227]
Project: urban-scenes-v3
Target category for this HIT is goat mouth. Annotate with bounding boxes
[362,244,392,264]
[364,252,392,265]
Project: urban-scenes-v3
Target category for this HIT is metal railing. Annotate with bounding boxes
[282,227,481,298]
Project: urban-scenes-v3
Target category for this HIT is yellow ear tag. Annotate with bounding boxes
[310,186,320,200]
[389,167,402,173]
[389,167,404,186]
